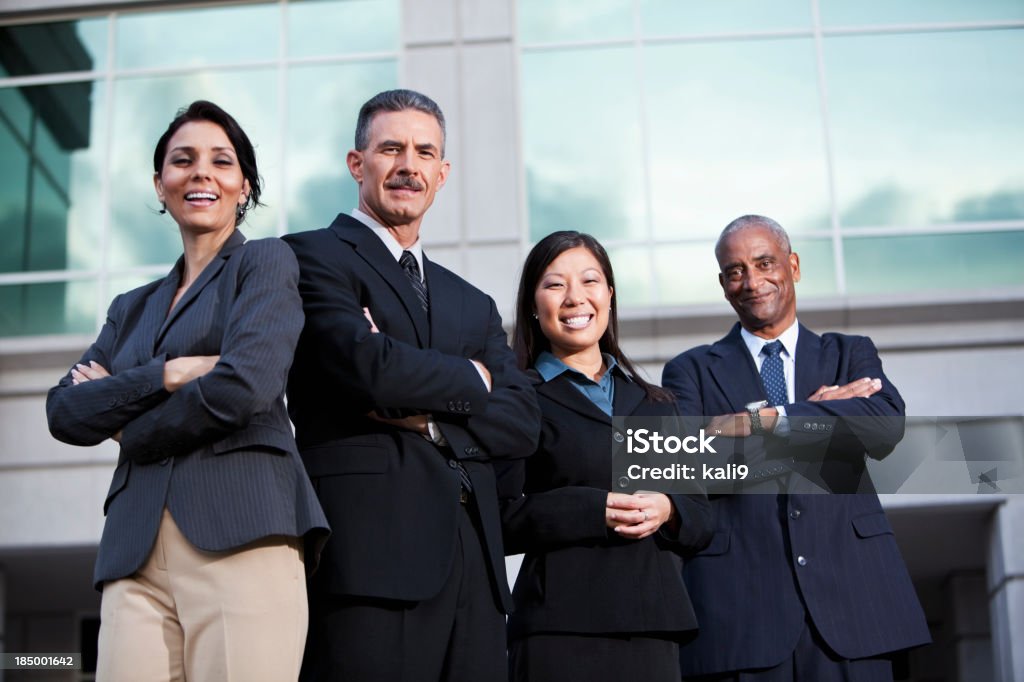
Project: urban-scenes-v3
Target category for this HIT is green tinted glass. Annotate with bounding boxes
[640,0,811,36]
[0,18,107,75]
[820,0,1024,26]
[109,70,279,268]
[654,242,723,305]
[116,4,278,70]
[288,0,399,57]
[826,29,1024,228]
[844,232,1024,295]
[0,81,106,273]
[522,47,646,242]
[644,38,829,240]
[0,280,97,336]
[285,59,398,232]
[605,244,652,307]
[519,0,632,44]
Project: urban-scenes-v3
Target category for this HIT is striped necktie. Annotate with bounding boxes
[399,250,429,313]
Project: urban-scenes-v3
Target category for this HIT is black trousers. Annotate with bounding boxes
[301,502,506,682]
[686,618,893,682]
[509,632,679,682]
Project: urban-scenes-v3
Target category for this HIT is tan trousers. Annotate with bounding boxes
[96,509,306,682]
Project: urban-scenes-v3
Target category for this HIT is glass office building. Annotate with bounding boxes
[1,1,1022,680]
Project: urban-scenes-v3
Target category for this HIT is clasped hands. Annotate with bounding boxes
[605,492,675,540]
[706,376,883,438]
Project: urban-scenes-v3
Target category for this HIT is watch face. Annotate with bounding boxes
[745,400,769,411]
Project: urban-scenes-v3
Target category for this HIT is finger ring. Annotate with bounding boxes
[643,510,649,521]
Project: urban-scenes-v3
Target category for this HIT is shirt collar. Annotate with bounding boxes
[351,207,424,278]
[535,351,620,384]
[740,318,800,360]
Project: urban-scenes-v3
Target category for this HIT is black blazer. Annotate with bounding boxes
[283,214,540,611]
[663,323,930,676]
[46,231,329,588]
[499,370,712,640]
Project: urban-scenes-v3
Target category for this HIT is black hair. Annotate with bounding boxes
[152,100,262,225]
[513,230,674,403]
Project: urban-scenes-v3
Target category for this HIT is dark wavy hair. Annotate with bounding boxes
[513,230,674,403]
[152,100,262,225]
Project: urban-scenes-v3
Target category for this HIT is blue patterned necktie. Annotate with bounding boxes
[760,340,788,407]
[399,250,429,313]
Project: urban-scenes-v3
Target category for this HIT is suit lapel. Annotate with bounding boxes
[331,216,429,346]
[424,257,461,353]
[707,322,766,412]
[139,267,179,355]
[538,374,612,425]
[794,323,826,402]
[156,230,244,345]
[612,374,645,417]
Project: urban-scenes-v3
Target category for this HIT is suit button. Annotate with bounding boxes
[790,509,801,519]
[455,401,463,411]
[464,401,471,411]
[448,401,456,411]
[448,460,459,469]
[803,422,811,429]
[617,476,629,488]
[159,458,170,466]
[613,431,624,443]
[120,393,130,403]
[108,398,118,408]
[142,383,152,393]
[796,555,807,566]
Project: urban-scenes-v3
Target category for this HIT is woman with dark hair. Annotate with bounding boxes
[501,230,712,681]
[46,100,328,681]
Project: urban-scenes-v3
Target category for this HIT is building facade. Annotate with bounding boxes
[0,0,1022,679]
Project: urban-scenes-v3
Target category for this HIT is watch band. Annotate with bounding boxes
[746,400,769,435]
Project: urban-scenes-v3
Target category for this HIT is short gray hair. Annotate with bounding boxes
[715,214,791,262]
[354,89,447,156]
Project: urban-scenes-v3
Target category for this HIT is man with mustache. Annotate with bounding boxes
[284,89,540,682]
[662,215,929,681]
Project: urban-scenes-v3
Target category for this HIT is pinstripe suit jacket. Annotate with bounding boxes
[662,323,930,676]
[46,230,329,588]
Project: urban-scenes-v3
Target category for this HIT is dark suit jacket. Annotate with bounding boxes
[46,231,329,588]
[283,214,540,612]
[499,370,712,640]
[662,322,930,676]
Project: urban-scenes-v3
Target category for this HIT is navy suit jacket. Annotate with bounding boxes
[283,214,540,612]
[499,370,712,640]
[46,231,328,588]
[662,323,930,676]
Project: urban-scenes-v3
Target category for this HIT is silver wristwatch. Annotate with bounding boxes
[745,400,769,435]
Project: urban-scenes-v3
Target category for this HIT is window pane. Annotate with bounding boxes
[522,47,646,242]
[844,232,1024,295]
[285,60,398,232]
[644,38,829,240]
[0,18,107,76]
[605,245,652,308]
[116,4,278,70]
[640,0,811,36]
[0,280,97,336]
[654,242,722,305]
[519,0,632,44]
[0,81,106,273]
[790,237,838,299]
[288,0,399,57]
[820,0,1024,27]
[109,70,279,268]
[826,29,1024,228]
